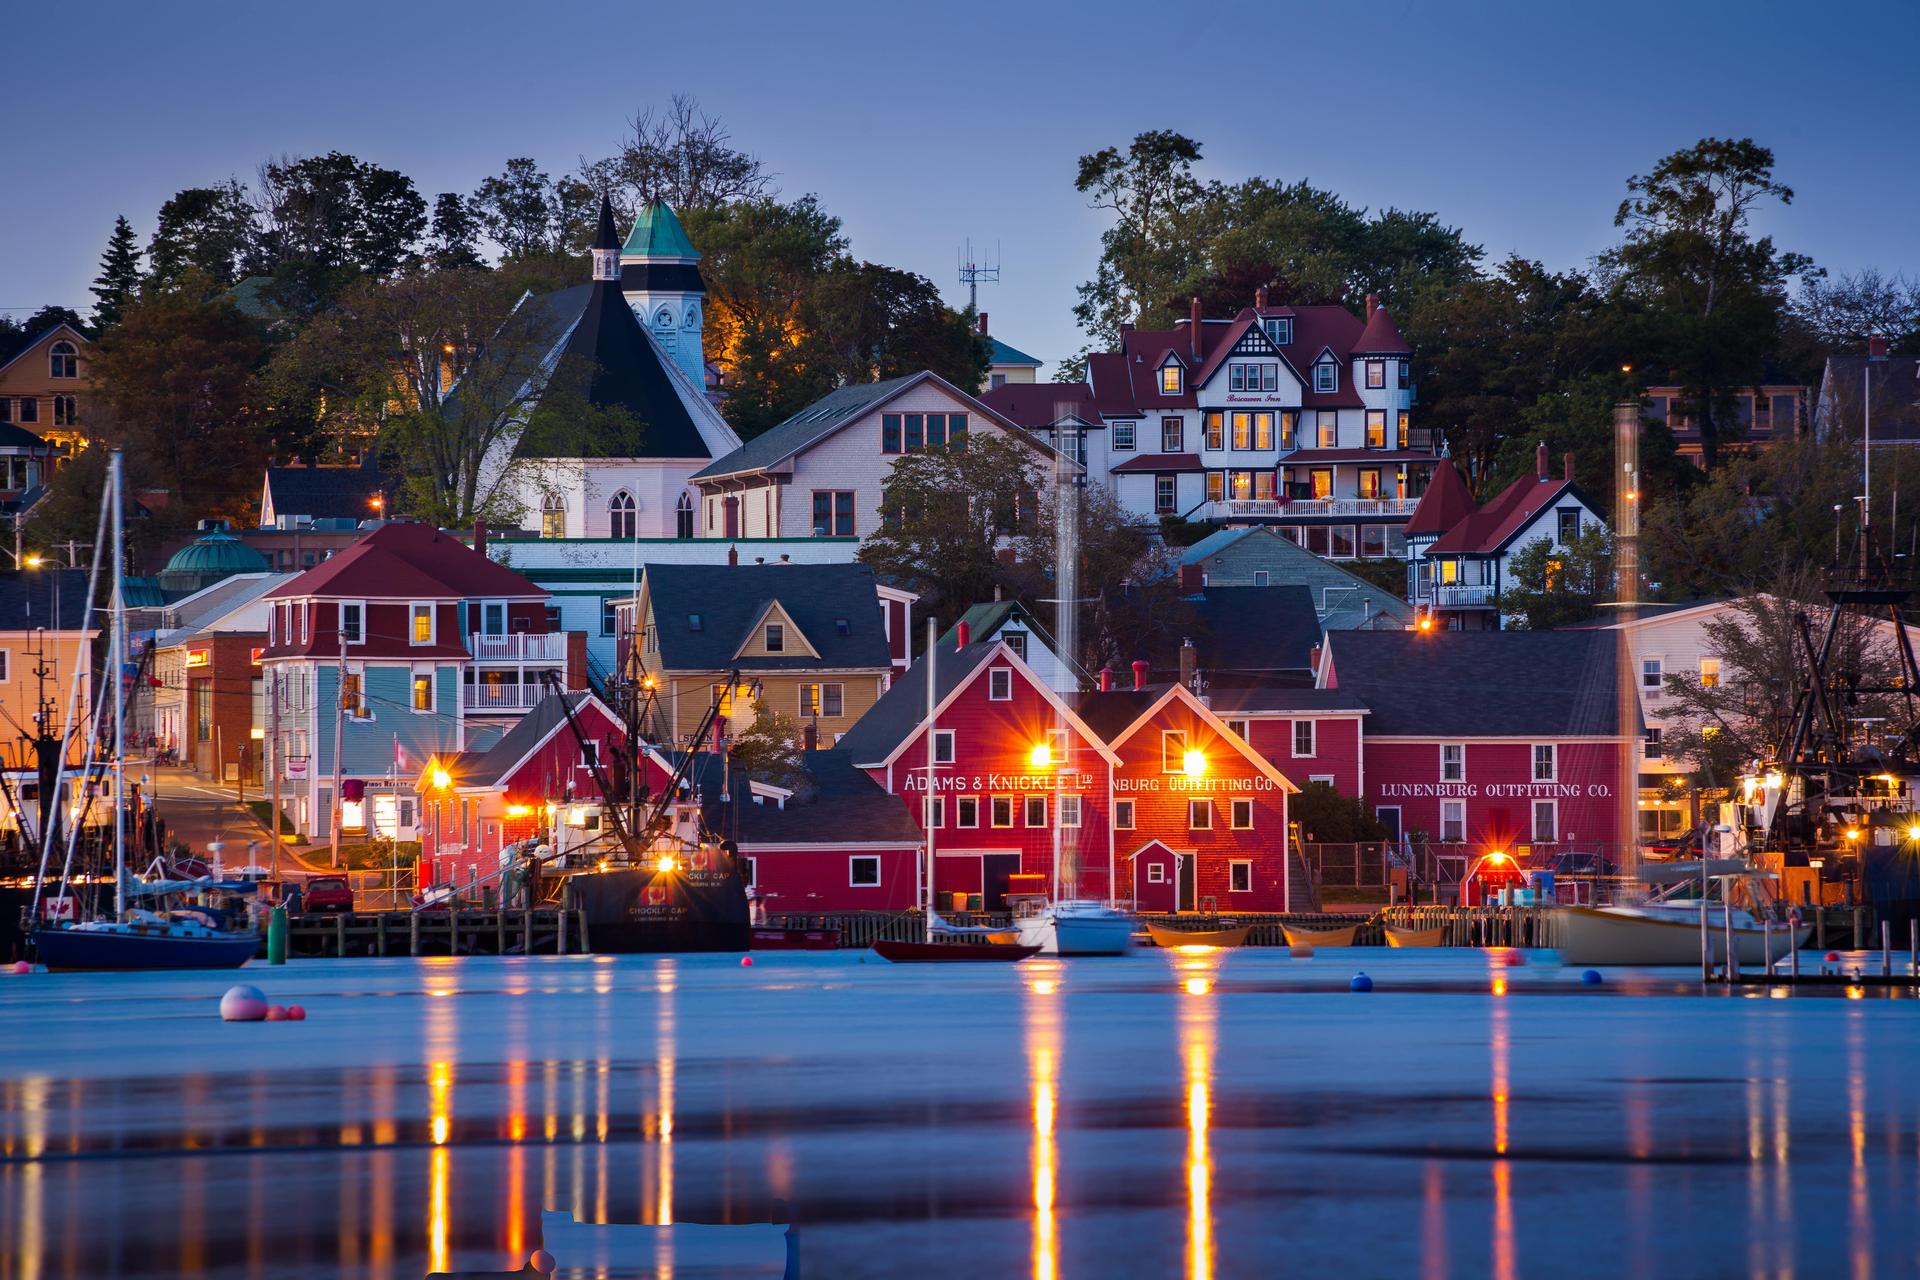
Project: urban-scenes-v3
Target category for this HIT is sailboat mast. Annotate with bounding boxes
[109,450,125,921]
[924,616,936,944]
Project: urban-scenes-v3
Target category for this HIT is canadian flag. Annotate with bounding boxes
[394,737,412,774]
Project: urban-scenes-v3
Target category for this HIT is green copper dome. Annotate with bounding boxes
[158,528,270,594]
[622,200,701,261]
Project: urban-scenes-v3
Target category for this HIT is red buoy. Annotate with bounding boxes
[265,1006,288,1022]
[1825,951,1842,963]
[286,1005,307,1021]
[741,956,753,967]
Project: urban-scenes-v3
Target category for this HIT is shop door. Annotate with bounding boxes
[1177,854,1197,912]
[982,853,1022,910]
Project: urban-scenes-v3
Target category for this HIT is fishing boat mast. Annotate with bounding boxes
[110,449,125,921]
[924,615,936,944]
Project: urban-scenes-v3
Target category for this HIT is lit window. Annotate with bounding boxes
[800,683,844,718]
[412,672,434,712]
[1699,658,1720,689]
[1160,363,1183,394]
[411,604,434,645]
[1366,411,1387,449]
[541,494,565,538]
[1317,412,1337,448]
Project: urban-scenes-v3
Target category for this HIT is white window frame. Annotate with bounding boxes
[1113,799,1135,830]
[1189,799,1212,830]
[409,602,436,647]
[1231,798,1253,830]
[849,855,882,888]
[1252,570,1269,587]
[339,601,365,646]
[299,603,310,645]
[991,796,1015,827]
[1532,799,1558,844]
[1642,657,1664,691]
[1441,799,1466,842]
[932,730,956,764]
[1699,657,1721,688]
[1161,729,1189,774]
[764,623,785,653]
[988,668,1012,701]
[411,665,434,714]
[0,650,9,682]
[1147,862,1167,884]
[1112,421,1136,451]
[1159,362,1183,395]
[1440,743,1465,782]
[479,600,506,636]
[1292,720,1315,758]
[1532,743,1556,782]
[1058,795,1082,828]
[1024,795,1047,827]
[923,795,945,828]
[1228,860,1253,892]
[956,795,980,828]
[1314,362,1337,393]
[1224,718,1250,741]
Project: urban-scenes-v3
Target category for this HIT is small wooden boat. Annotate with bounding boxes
[749,927,842,951]
[872,938,1041,963]
[1384,924,1446,948]
[1145,921,1251,949]
[1282,923,1359,948]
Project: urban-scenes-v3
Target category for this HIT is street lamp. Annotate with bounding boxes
[1028,741,1053,770]
[1183,748,1207,778]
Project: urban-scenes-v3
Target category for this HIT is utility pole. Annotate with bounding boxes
[329,638,346,870]
[269,667,281,881]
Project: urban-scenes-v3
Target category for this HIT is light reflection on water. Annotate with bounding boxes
[5,954,1920,1278]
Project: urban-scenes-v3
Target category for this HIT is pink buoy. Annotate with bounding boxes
[1503,950,1526,967]
[1825,951,1841,963]
[219,984,269,1022]
[286,1005,306,1021]
[530,1249,556,1275]
[1288,943,1314,959]
[741,956,754,966]
[10,960,29,975]
[265,1006,288,1022]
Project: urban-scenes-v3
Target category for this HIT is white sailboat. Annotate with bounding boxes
[1557,861,1810,967]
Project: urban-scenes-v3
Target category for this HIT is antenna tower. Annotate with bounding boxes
[957,239,1001,313]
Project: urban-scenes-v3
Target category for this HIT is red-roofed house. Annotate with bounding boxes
[1405,445,1607,629]
[260,520,586,841]
[985,290,1443,557]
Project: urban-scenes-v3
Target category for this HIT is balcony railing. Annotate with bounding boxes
[469,632,567,662]
[1433,584,1498,607]
[463,683,547,711]
[1198,496,1420,521]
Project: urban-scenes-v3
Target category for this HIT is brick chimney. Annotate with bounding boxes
[1131,659,1149,691]
[1255,284,1269,310]
[1178,563,1204,595]
[803,722,818,752]
[472,519,487,556]
[978,311,989,336]
[1365,293,1379,318]
[1564,452,1575,483]
[1179,638,1198,689]
[727,544,738,566]
[1099,665,1113,692]
[1119,320,1134,337]
[1189,296,1204,360]
[1536,441,1549,480]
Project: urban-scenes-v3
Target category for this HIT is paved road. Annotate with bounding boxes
[143,763,325,878]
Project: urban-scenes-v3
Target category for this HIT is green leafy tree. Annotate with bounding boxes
[1600,138,1810,470]
[1494,524,1615,630]
[859,433,1047,633]
[89,216,144,330]
[88,274,271,525]
[470,159,596,260]
[801,261,987,391]
[1071,130,1205,350]
[729,698,811,794]
[1291,781,1390,842]
[256,151,427,278]
[426,193,486,270]
[147,181,259,287]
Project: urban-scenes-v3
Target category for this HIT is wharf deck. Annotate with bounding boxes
[277,908,586,959]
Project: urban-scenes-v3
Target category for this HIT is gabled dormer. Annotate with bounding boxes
[734,599,820,661]
[1310,348,1341,394]
[1156,352,1185,396]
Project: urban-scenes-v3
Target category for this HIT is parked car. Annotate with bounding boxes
[303,876,355,913]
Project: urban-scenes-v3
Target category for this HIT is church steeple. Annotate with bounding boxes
[590,194,621,283]
[619,200,707,387]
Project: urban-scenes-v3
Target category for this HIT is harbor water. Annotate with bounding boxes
[2,948,1918,1278]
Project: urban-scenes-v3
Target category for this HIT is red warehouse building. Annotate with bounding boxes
[1076,683,1297,912]
[1321,630,1631,854]
[1205,687,1368,806]
[838,632,1121,909]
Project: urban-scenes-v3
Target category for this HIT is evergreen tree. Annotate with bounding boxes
[90,216,144,330]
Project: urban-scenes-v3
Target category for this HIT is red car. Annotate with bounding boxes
[302,876,355,914]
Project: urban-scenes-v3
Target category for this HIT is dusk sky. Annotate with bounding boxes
[5,0,1916,375]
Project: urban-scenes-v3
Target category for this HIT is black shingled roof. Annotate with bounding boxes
[724,749,923,847]
[838,639,1002,766]
[1325,630,1625,737]
[1151,585,1321,676]
[643,562,892,673]
[0,569,100,631]
[263,457,384,521]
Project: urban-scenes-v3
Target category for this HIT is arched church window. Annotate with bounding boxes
[675,492,694,540]
[541,493,566,539]
[609,490,636,540]
[684,304,699,329]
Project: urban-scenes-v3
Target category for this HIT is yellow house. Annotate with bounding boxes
[623,562,897,746]
[0,323,92,452]
[0,570,98,769]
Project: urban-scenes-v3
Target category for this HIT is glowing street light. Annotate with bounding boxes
[429,767,451,790]
[1183,748,1207,778]
[655,854,677,873]
[1028,741,1053,770]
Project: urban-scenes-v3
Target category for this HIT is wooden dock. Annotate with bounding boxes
[276,908,587,959]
